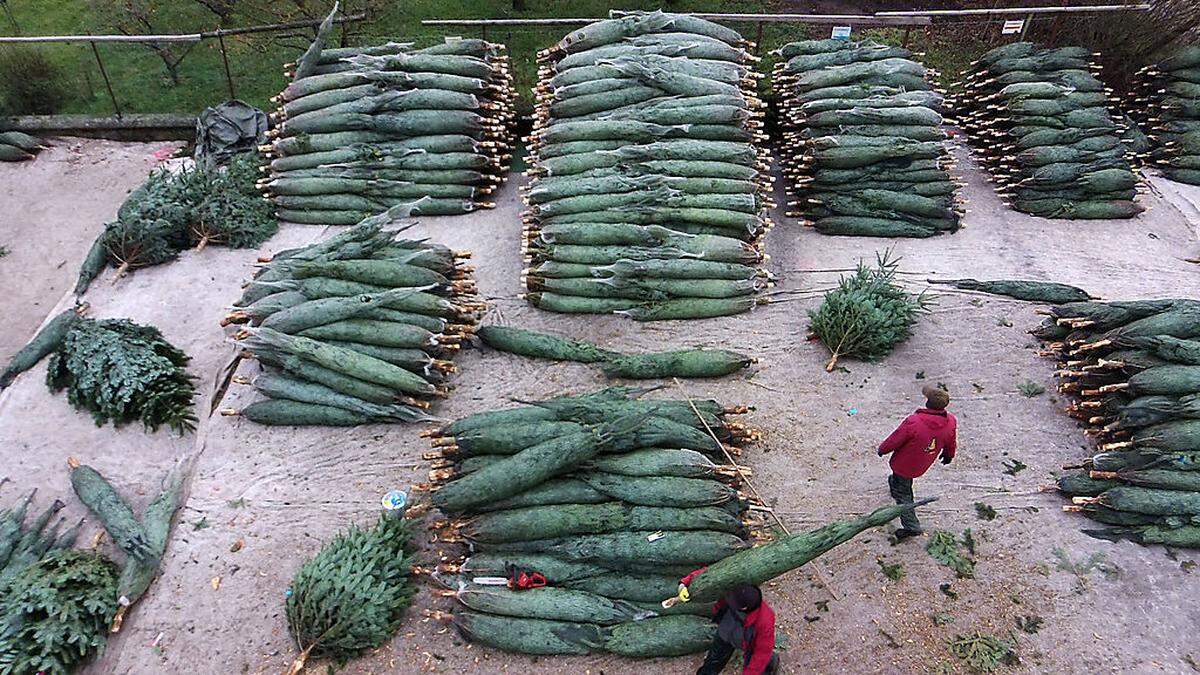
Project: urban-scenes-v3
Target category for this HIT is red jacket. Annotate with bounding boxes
[878,408,957,479]
[680,568,776,675]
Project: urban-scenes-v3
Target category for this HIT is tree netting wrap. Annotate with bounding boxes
[520,11,773,321]
[423,386,922,657]
[0,131,45,162]
[1127,45,1200,186]
[259,26,517,225]
[951,42,1143,220]
[219,209,484,426]
[773,39,962,238]
[1035,298,1200,547]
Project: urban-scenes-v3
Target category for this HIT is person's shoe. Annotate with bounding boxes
[893,528,923,541]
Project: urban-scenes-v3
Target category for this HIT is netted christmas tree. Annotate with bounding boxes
[285,513,417,673]
[809,251,928,371]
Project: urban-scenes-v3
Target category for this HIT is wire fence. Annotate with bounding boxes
[0,4,1168,121]
[0,12,366,119]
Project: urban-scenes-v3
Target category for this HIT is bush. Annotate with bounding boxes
[0,46,70,115]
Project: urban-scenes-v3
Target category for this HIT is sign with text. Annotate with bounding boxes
[831,25,852,40]
[1002,19,1025,34]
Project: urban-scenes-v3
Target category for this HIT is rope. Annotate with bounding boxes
[673,378,842,601]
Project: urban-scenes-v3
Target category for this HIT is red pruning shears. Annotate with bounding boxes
[507,565,547,590]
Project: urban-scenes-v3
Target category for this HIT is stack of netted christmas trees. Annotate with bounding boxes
[259,10,516,224]
[952,42,1143,219]
[521,11,773,320]
[1034,299,1200,547]
[222,209,482,426]
[1127,45,1200,185]
[774,38,961,237]
[422,386,921,657]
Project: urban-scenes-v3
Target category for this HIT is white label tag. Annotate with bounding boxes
[1002,19,1025,35]
[831,26,852,40]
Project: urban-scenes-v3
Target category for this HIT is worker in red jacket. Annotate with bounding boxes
[878,385,957,540]
[679,569,779,674]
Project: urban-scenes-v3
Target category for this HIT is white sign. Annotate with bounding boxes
[1002,19,1025,35]
[831,26,852,40]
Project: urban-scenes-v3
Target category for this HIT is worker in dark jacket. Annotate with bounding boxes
[679,569,779,675]
[878,384,957,540]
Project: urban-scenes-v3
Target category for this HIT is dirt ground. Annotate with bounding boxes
[1,138,1199,675]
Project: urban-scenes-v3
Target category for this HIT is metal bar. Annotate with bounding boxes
[422,14,932,27]
[217,32,236,99]
[88,40,121,119]
[0,12,367,44]
[1,33,202,44]
[878,4,1150,17]
[202,12,367,38]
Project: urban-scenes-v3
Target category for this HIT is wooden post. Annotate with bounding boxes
[1020,12,1034,38]
[902,26,912,48]
[754,21,764,55]
[89,39,121,118]
[217,31,236,99]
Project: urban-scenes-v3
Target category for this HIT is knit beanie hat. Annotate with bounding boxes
[922,385,950,410]
[728,584,762,612]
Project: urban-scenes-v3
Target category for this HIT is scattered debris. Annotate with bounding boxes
[1001,459,1028,476]
[927,531,976,579]
[948,632,1018,673]
[1016,380,1045,397]
[1052,547,1120,592]
[932,612,955,626]
[974,502,997,521]
[877,557,905,581]
[1015,615,1043,634]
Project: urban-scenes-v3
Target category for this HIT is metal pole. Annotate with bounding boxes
[88,40,121,118]
[1020,12,1033,38]
[79,45,95,99]
[217,31,236,99]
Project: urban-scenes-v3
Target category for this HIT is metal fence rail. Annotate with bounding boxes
[0,12,366,116]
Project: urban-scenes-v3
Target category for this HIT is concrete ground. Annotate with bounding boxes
[0,138,1198,674]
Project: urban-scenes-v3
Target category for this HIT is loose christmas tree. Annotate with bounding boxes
[809,251,928,371]
[47,318,197,433]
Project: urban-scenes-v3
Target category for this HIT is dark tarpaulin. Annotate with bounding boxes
[194,100,267,169]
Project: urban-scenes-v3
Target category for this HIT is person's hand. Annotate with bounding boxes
[941,455,952,465]
[676,584,691,603]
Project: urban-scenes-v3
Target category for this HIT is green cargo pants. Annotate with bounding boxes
[888,473,922,532]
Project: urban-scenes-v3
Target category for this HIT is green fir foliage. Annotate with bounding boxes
[286,514,417,668]
[0,549,117,675]
[76,152,276,294]
[809,250,927,371]
[46,319,197,433]
[926,530,976,579]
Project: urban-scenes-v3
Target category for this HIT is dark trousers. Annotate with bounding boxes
[696,637,779,675]
[888,473,922,532]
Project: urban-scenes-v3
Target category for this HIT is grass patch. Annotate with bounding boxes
[3,0,798,116]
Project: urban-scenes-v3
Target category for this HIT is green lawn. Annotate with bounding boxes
[0,1,832,117]
[0,2,990,117]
